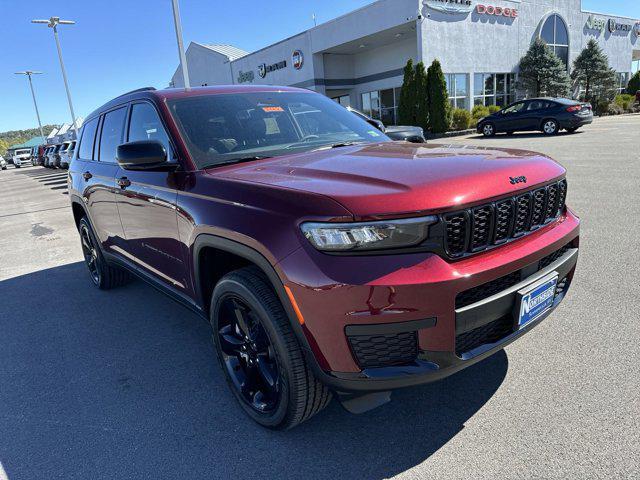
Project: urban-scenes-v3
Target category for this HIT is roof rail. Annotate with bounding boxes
[114,86,157,99]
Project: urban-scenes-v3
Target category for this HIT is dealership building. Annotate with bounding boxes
[171,0,640,125]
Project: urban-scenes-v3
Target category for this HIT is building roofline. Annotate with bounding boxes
[581,9,640,22]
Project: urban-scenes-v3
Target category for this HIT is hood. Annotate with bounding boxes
[207,142,565,218]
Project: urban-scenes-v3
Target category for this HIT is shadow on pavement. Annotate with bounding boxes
[0,262,508,480]
[470,130,584,140]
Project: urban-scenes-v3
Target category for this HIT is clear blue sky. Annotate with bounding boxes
[1,0,638,132]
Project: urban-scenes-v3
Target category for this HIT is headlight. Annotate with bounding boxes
[300,216,437,252]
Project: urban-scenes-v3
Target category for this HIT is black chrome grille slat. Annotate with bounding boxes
[493,199,515,244]
[444,211,469,257]
[530,188,547,229]
[470,205,494,251]
[442,179,567,259]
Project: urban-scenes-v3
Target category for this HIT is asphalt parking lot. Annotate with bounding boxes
[1,114,638,480]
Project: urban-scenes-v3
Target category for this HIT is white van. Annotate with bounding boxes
[12,148,32,168]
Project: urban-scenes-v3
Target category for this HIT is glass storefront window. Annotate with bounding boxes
[361,88,400,124]
[474,73,517,107]
[446,73,469,110]
[617,72,630,93]
[332,95,351,107]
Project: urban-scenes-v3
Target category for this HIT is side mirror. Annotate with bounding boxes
[367,118,386,133]
[117,140,167,170]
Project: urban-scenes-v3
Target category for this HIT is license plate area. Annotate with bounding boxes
[514,272,558,329]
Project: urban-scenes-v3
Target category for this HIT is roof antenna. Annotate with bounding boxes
[312,13,317,27]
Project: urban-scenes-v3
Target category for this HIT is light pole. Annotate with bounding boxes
[31,17,79,137]
[15,71,46,142]
[171,0,191,89]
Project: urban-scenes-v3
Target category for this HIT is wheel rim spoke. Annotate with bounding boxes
[256,354,277,389]
[219,324,244,355]
[217,296,281,413]
[232,301,251,339]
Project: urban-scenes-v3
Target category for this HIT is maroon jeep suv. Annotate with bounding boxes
[69,86,580,429]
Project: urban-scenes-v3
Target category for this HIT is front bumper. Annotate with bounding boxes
[279,209,580,392]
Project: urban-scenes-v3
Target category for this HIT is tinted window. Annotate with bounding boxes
[503,102,526,114]
[527,100,545,111]
[99,107,127,163]
[168,92,390,169]
[78,117,99,160]
[128,103,172,161]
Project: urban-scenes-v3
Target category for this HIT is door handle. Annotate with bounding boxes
[117,177,131,189]
[82,171,93,180]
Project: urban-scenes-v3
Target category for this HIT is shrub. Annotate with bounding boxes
[488,105,502,114]
[472,105,490,119]
[451,108,472,131]
[607,103,624,116]
[397,59,417,126]
[626,71,640,96]
[425,59,452,133]
[614,94,634,112]
[595,100,611,116]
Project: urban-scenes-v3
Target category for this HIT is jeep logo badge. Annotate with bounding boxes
[510,176,527,185]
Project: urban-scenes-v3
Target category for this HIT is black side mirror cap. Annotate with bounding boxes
[116,140,168,170]
[367,118,386,133]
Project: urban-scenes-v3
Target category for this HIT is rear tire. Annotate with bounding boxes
[542,119,559,135]
[210,266,332,430]
[78,217,131,290]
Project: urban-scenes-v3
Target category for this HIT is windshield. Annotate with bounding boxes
[15,149,31,156]
[167,91,390,168]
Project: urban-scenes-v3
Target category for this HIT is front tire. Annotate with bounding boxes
[211,267,331,430]
[78,217,130,290]
[481,123,496,137]
[542,119,559,135]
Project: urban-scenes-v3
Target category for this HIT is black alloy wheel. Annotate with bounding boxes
[211,267,332,429]
[80,221,101,286]
[217,296,281,413]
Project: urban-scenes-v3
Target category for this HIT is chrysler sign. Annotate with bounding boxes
[424,0,473,14]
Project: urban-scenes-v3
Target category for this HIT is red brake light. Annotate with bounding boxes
[566,105,582,112]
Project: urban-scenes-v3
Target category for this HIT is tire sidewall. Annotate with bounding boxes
[210,277,293,428]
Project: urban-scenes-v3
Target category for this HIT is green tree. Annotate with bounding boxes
[571,39,617,103]
[414,61,429,131]
[426,59,451,133]
[397,59,417,125]
[517,38,571,97]
[626,71,640,96]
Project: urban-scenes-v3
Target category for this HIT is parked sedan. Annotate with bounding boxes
[477,98,593,137]
[346,106,426,143]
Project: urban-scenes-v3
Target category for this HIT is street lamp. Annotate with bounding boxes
[31,16,79,137]
[14,71,46,142]
[171,0,191,89]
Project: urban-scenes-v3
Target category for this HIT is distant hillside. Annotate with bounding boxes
[0,125,59,156]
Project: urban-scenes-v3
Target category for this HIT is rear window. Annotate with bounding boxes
[168,91,390,169]
[78,117,99,160]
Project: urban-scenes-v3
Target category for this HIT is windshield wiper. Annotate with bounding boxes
[205,156,272,168]
[310,141,366,152]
